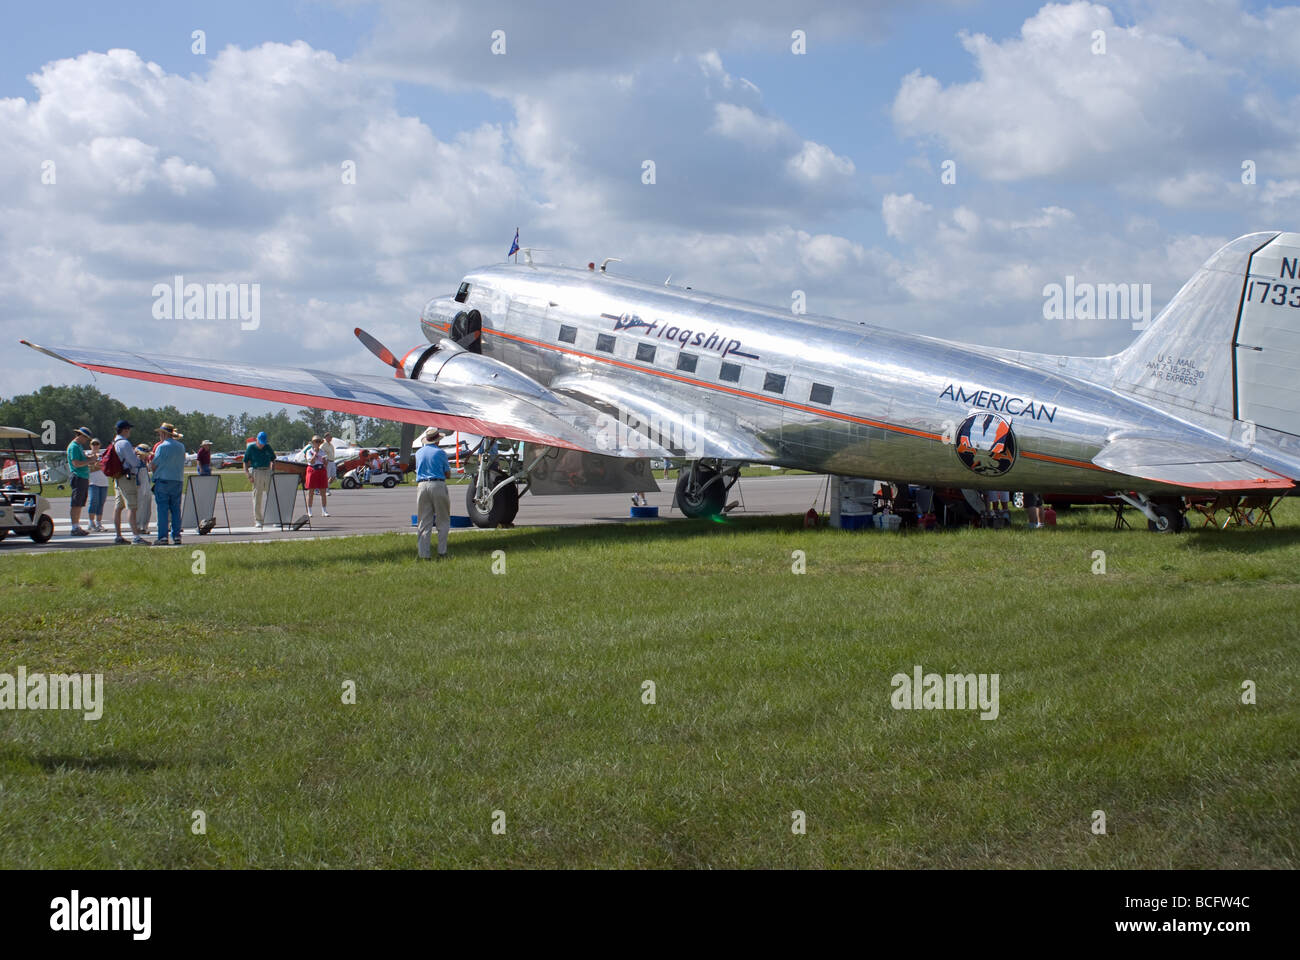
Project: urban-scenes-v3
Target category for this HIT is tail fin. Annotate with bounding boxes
[1112,231,1300,435]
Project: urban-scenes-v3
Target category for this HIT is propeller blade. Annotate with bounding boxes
[354,327,401,370]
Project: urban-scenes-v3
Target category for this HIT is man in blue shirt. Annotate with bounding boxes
[414,427,451,559]
[150,422,186,545]
[65,425,93,536]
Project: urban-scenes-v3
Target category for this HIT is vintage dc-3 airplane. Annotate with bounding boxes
[22,230,1300,532]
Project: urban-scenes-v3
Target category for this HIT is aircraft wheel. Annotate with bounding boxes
[383,476,398,488]
[30,515,54,543]
[1147,503,1186,533]
[675,466,726,519]
[467,472,518,528]
[498,480,520,526]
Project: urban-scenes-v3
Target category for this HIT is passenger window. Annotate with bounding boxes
[558,324,577,344]
[763,372,786,394]
[719,362,741,383]
[635,343,656,363]
[455,282,470,304]
[810,383,834,405]
[676,352,698,373]
[596,334,616,353]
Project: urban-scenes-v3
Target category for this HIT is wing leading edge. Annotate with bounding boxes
[20,340,673,458]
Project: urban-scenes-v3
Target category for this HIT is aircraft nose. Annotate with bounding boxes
[421,296,462,329]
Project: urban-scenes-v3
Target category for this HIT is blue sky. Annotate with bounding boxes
[2,0,1297,415]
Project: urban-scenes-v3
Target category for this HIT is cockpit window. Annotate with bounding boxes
[455,282,471,304]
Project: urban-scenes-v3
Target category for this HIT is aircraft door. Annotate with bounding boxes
[504,295,550,379]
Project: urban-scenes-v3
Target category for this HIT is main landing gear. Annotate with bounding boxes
[674,461,741,519]
[466,439,555,528]
[1114,492,1188,533]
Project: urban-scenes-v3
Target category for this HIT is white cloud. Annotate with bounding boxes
[891,1,1298,193]
[787,141,855,183]
[882,193,933,242]
[0,44,535,407]
[710,103,788,147]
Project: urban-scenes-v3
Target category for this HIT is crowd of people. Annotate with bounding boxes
[62,424,341,541]
[60,425,439,544]
[63,419,189,544]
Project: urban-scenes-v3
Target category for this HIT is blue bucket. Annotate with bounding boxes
[449,515,472,528]
[630,505,659,518]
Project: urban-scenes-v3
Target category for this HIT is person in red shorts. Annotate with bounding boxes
[303,435,330,517]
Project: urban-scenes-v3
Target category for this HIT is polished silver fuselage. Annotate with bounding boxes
[421,264,1228,493]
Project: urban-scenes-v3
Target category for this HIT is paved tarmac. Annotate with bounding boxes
[0,473,830,555]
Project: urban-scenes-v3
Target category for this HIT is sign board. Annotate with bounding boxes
[181,474,224,531]
[264,472,301,528]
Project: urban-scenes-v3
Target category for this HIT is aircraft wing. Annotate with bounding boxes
[548,372,778,462]
[1093,437,1295,491]
[21,340,674,458]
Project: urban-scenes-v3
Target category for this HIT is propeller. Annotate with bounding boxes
[354,327,402,373]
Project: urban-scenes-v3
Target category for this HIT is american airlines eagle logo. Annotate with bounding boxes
[954,412,1017,476]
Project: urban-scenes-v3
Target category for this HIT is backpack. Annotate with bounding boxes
[100,442,125,479]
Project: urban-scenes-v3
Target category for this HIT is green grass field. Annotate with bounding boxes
[1,504,1296,868]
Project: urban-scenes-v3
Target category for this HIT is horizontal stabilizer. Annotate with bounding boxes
[1092,437,1294,491]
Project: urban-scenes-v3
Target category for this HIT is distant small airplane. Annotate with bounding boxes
[23,231,1300,532]
[2,450,69,488]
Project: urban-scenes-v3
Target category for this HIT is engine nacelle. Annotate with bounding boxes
[405,337,557,401]
[397,341,444,380]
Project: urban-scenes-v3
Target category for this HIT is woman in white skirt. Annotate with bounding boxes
[134,442,153,536]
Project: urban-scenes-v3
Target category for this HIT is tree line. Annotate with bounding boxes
[0,384,404,453]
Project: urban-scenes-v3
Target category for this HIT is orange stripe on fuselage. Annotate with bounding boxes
[430,320,1107,473]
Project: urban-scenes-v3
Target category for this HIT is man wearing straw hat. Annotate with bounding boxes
[150,422,186,545]
[197,439,213,476]
[414,426,451,560]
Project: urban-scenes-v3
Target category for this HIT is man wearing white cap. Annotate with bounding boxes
[414,427,451,560]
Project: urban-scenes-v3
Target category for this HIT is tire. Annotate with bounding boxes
[30,514,54,543]
[342,476,358,490]
[467,472,519,528]
[499,481,520,526]
[383,476,397,488]
[675,466,726,519]
[1147,503,1186,533]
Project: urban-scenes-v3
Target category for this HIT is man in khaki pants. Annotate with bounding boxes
[244,431,276,529]
[414,427,451,559]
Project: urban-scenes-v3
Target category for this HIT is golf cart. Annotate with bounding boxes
[338,446,411,489]
[340,461,402,488]
[0,426,56,543]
